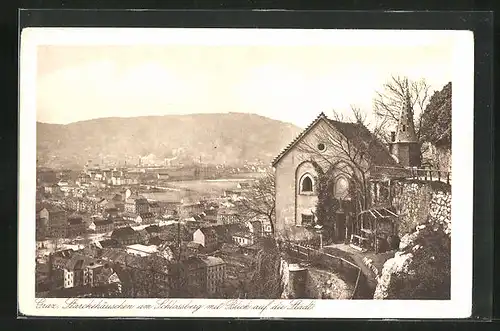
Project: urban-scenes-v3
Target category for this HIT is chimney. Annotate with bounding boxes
[391,131,396,142]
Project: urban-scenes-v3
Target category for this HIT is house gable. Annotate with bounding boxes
[272,112,329,167]
[272,112,400,171]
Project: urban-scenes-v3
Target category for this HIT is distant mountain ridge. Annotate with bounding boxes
[36,113,302,169]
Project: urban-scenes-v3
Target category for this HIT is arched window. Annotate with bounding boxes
[334,176,350,199]
[300,175,313,193]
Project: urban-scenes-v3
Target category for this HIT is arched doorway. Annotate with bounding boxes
[333,175,352,243]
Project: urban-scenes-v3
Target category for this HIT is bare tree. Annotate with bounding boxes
[297,107,389,213]
[373,75,431,144]
[236,171,276,235]
[246,237,283,299]
[124,253,171,298]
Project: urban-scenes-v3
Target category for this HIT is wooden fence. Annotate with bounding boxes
[284,242,363,299]
[408,167,451,184]
[374,166,451,185]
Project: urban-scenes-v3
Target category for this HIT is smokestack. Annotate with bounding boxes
[391,131,396,142]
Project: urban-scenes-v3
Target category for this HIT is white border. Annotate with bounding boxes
[19,28,474,318]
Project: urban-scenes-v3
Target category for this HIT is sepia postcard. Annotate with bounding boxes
[19,27,474,318]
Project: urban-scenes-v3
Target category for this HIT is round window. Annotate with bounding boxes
[317,143,326,151]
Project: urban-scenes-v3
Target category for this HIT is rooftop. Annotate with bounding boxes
[97,239,120,248]
[64,254,97,270]
[111,226,136,237]
[148,236,164,246]
[52,248,74,259]
[233,232,253,240]
[122,212,139,218]
[93,219,114,226]
[183,256,206,271]
[181,202,202,208]
[101,248,128,264]
[200,256,225,267]
[145,225,161,234]
[42,205,65,214]
[328,118,400,168]
[67,217,83,225]
[218,209,239,215]
[271,112,402,169]
[126,244,158,254]
[187,241,203,249]
[198,227,217,236]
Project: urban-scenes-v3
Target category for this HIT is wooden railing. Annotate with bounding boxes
[284,242,362,299]
[408,167,451,184]
[374,166,451,185]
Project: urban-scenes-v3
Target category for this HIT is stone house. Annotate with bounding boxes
[63,254,105,289]
[148,202,161,215]
[66,216,86,238]
[232,232,254,247]
[157,173,170,180]
[200,256,226,297]
[174,256,207,297]
[186,241,204,255]
[124,196,149,214]
[111,226,142,246]
[144,224,161,236]
[272,111,413,242]
[139,212,155,224]
[217,208,240,225]
[179,202,203,218]
[122,212,141,224]
[40,206,67,238]
[192,227,218,252]
[89,219,115,233]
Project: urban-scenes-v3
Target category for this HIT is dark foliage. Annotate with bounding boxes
[246,237,283,298]
[311,161,340,228]
[419,82,452,149]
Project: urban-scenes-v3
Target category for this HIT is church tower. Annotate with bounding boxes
[389,89,421,167]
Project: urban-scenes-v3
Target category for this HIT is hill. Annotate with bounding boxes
[36,113,302,169]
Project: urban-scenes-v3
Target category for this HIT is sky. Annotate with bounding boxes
[34,29,455,128]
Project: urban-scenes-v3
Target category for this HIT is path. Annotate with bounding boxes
[322,243,394,294]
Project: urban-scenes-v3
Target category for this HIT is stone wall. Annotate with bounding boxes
[428,190,452,235]
[279,259,353,299]
[305,267,353,299]
[373,180,452,300]
[392,180,451,237]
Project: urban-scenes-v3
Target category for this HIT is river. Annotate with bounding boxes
[139,176,260,202]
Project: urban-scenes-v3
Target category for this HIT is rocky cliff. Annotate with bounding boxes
[374,181,451,300]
